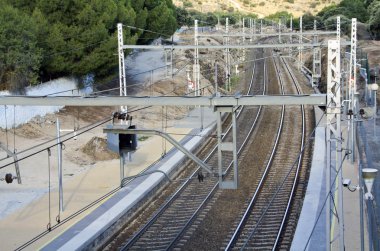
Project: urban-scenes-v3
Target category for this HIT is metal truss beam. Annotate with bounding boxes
[0,94,326,107]
[215,106,238,189]
[326,39,343,251]
[312,20,322,87]
[121,41,350,50]
[103,127,213,174]
[117,23,127,112]
[197,31,336,37]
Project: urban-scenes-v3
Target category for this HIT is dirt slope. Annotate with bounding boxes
[174,0,340,18]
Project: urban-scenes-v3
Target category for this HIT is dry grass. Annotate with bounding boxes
[174,0,340,18]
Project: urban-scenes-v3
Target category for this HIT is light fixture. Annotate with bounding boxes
[362,168,378,200]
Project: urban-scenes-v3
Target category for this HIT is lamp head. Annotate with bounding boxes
[371,83,379,91]
[362,168,378,200]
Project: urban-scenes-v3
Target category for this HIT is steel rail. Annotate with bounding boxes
[121,48,264,250]
[272,56,306,249]
[225,49,286,250]
[237,49,306,250]
[165,50,267,250]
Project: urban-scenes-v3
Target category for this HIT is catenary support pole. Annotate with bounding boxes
[117,23,127,113]
[56,118,64,212]
[349,18,357,162]
[326,39,343,251]
[299,16,303,70]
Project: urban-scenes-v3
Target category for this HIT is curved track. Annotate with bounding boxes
[113,49,267,251]
[104,42,313,251]
[225,51,306,250]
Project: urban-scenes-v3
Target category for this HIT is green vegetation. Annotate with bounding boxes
[138,135,150,141]
[176,8,258,27]
[266,0,380,38]
[368,1,380,38]
[230,75,240,89]
[0,0,177,91]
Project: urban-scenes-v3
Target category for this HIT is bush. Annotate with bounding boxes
[310,2,318,8]
[183,1,193,8]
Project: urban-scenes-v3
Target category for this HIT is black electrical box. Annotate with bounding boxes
[119,125,137,151]
[107,124,138,154]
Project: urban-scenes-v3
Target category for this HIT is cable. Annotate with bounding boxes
[0,118,112,170]
[303,152,349,251]
[0,83,213,167]
[4,105,9,150]
[161,106,165,156]
[47,148,52,231]
[124,25,172,38]
[15,148,175,250]
[14,185,122,251]
[13,105,16,154]
[44,39,110,58]
[241,109,325,249]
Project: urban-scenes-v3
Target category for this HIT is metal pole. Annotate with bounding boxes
[338,94,344,251]
[150,70,153,96]
[215,62,218,95]
[217,109,222,184]
[365,77,368,105]
[201,106,204,131]
[242,18,245,44]
[248,18,251,43]
[120,152,125,186]
[232,109,238,187]
[56,118,63,212]
[290,16,293,32]
[375,90,377,138]
[194,20,200,96]
[349,18,357,163]
[104,128,213,174]
[279,19,282,43]
[117,23,127,113]
[326,39,342,251]
[225,18,230,92]
[359,161,365,251]
[171,37,174,78]
[299,16,303,70]
[165,49,168,78]
[326,114,332,251]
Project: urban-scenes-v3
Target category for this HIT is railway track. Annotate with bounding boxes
[224,50,307,250]
[105,48,267,250]
[104,42,313,250]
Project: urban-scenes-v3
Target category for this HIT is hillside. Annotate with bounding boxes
[174,0,340,18]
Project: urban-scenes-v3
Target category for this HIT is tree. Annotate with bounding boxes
[0,4,42,91]
[144,1,177,39]
[2,0,178,89]
[339,0,368,22]
[368,0,380,38]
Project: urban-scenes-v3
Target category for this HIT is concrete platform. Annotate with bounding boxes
[41,126,213,250]
[292,106,373,250]
[291,107,326,250]
[0,107,216,250]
